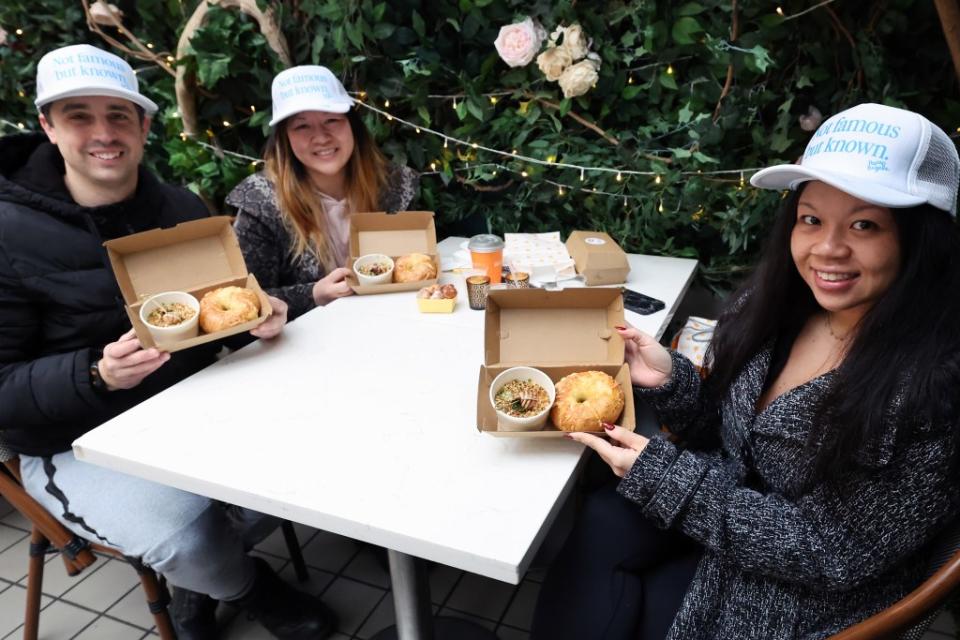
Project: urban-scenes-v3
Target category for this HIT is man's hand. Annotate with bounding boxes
[98,329,169,391]
[250,295,288,340]
[565,423,650,478]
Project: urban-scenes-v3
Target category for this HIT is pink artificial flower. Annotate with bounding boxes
[494,17,544,68]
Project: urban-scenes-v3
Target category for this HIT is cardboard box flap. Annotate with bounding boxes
[105,217,247,304]
[484,288,625,367]
[349,211,437,258]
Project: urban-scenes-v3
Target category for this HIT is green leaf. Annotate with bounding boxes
[659,71,678,90]
[678,103,693,123]
[558,98,572,117]
[677,2,705,15]
[671,17,703,45]
[747,45,774,72]
[373,23,395,39]
[622,85,642,100]
[372,2,386,22]
[466,99,485,121]
[417,105,431,126]
[412,10,425,39]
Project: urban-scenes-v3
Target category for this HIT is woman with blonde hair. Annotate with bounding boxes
[228,65,418,319]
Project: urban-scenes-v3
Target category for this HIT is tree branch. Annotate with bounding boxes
[529,94,620,146]
[935,0,960,87]
[713,0,739,123]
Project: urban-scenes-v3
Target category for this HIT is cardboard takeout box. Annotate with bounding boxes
[104,216,271,352]
[347,211,440,294]
[476,288,636,437]
[566,231,630,286]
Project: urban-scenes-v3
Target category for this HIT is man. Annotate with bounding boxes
[0,44,336,639]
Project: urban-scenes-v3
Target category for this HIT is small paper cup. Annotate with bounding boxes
[489,366,556,432]
[139,291,200,345]
[353,254,395,285]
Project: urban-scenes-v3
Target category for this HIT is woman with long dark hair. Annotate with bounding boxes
[227,65,418,320]
[532,103,960,639]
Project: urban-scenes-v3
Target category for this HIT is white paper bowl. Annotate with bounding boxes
[353,254,395,285]
[489,366,556,432]
[139,291,200,345]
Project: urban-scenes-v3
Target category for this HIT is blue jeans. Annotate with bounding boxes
[20,451,278,601]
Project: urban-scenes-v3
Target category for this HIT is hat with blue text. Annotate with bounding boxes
[35,44,158,115]
[751,103,959,217]
[269,65,355,127]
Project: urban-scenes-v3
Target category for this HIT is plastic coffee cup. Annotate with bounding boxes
[468,234,505,284]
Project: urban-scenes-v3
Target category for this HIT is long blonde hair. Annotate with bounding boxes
[264,109,387,271]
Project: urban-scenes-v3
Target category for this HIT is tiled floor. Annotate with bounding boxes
[0,496,956,639]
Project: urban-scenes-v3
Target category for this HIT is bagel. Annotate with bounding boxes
[199,286,261,333]
[551,371,625,432]
[394,253,437,283]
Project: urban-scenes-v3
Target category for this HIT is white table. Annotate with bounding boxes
[73,239,696,638]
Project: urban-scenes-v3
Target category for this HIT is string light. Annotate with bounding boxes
[166,55,175,63]
[430,161,437,171]
[628,76,634,84]
[490,96,498,105]
[384,99,390,108]
[558,185,565,196]
[415,127,421,134]
[250,105,256,113]
[547,155,556,164]
[739,171,746,188]
[471,142,478,148]
[222,120,231,127]
[179,132,187,140]
[15,28,23,35]
[17,122,24,129]
[654,174,661,185]
[17,90,25,98]
[443,138,449,148]
[623,196,628,208]
[521,170,529,178]
[776,6,784,16]
[658,199,665,213]
[452,98,458,111]
[666,64,674,75]
[580,168,585,181]
[146,43,154,49]
[616,172,622,182]
[511,149,518,156]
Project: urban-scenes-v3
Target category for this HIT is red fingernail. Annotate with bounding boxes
[603,422,615,430]
[614,325,626,330]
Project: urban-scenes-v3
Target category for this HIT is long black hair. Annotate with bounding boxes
[705,186,960,482]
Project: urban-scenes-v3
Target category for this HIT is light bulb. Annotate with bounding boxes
[616,172,622,182]
[666,64,674,75]
[384,99,390,108]
[654,174,661,185]
[776,6,784,16]
[521,170,529,178]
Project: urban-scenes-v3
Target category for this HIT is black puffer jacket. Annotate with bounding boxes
[0,133,218,456]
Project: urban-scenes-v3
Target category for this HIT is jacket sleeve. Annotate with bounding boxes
[232,200,315,321]
[635,350,721,443]
[0,243,107,429]
[617,416,959,590]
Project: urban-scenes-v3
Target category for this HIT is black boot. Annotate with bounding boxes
[169,587,219,640]
[233,557,338,640]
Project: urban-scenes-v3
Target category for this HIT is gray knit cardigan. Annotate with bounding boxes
[225,165,418,320]
[619,349,959,639]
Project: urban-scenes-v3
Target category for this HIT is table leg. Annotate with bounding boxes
[369,549,499,640]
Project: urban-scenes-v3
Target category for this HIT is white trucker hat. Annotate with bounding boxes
[35,44,158,115]
[269,65,355,127]
[751,103,959,217]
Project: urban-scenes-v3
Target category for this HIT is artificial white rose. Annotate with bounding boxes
[558,59,600,98]
[0,27,7,46]
[494,17,544,68]
[537,46,573,82]
[560,24,589,60]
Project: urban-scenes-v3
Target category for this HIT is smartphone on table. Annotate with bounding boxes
[621,288,665,315]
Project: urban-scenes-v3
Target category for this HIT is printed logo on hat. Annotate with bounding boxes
[35,44,158,115]
[751,103,960,217]
[269,65,355,127]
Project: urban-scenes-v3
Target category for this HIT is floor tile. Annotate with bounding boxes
[445,572,516,622]
[497,626,531,640]
[436,606,498,630]
[22,551,102,598]
[0,498,13,520]
[30,598,98,639]
[319,576,387,635]
[278,563,335,596]
[0,524,26,554]
[73,615,148,640]
[300,531,360,574]
[0,509,31,532]
[429,563,463,605]
[342,546,391,589]
[0,584,35,638]
[60,558,139,612]
[104,583,157,630]
[0,537,31,583]
[502,580,540,630]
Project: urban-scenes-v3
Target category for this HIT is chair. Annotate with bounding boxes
[0,436,310,639]
[0,437,176,639]
[829,520,960,639]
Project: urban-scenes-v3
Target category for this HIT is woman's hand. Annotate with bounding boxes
[312,267,354,306]
[566,423,650,478]
[250,295,288,340]
[615,325,673,388]
[98,329,169,391]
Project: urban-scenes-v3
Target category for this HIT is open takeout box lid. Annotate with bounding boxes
[476,287,635,437]
[104,216,271,352]
[565,230,630,286]
[346,211,439,294]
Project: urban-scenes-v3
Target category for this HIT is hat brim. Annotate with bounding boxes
[35,86,158,116]
[269,97,355,127]
[750,164,926,209]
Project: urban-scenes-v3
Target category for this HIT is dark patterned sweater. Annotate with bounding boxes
[618,349,960,639]
[225,165,418,319]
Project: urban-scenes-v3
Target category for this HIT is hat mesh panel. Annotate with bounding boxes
[917,127,960,215]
